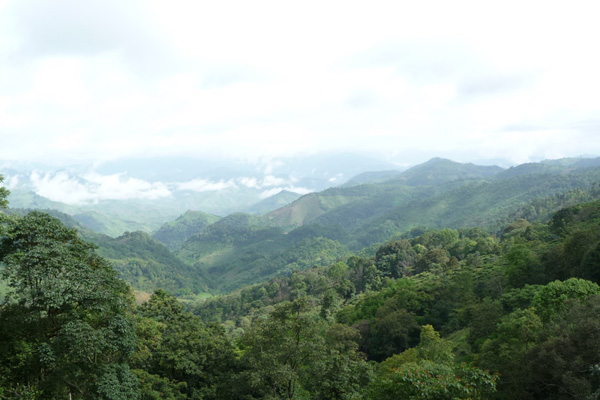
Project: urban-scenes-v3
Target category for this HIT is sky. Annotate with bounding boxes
[1,0,600,167]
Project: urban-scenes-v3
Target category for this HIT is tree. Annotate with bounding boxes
[368,325,497,400]
[368,308,419,361]
[0,212,138,399]
[579,241,600,283]
[133,290,236,400]
[531,278,600,322]
[467,298,504,350]
[505,244,544,286]
[526,295,600,399]
[0,174,9,209]
[478,308,543,399]
[238,298,372,399]
[305,324,373,400]
[238,298,326,399]
[375,240,416,278]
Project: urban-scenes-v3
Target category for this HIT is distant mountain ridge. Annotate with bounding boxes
[389,157,504,186]
[496,157,600,179]
[264,157,600,246]
[341,170,404,187]
[266,157,505,229]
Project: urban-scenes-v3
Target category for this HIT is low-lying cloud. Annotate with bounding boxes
[177,178,237,192]
[25,169,313,205]
[30,171,172,204]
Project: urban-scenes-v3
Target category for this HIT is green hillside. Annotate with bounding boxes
[3,207,209,298]
[347,167,600,248]
[153,210,221,250]
[267,158,504,229]
[7,189,74,212]
[267,159,600,249]
[176,213,350,291]
[169,159,600,292]
[93,230,209,297]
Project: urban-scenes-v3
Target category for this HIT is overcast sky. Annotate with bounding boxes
[1,0,599,167]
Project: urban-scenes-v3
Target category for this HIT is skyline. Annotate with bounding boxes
[0,1,599,166]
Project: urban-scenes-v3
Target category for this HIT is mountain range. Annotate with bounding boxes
[4,155,600,295]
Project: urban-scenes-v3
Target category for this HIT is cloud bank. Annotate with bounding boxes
[26,170,312,205]
[30,171,172,204]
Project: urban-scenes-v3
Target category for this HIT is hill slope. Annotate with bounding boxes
[176,213,350,291]
[94,230,209,296]
[153,210,221,250]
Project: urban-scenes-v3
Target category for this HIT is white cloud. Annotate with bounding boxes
[30,171,172,204]
[239,177,259,189]
[261,175,287,187]
[328,173,344,183]
[1,174,19,189]
[239,175,292,189]
[177,178,237,192]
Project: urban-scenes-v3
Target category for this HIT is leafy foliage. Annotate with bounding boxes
[0,175,9,210]
[0,212,138,399]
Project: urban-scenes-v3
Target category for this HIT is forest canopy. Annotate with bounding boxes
[3,177,600,398]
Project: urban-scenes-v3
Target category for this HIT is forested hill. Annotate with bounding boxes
[5,157,600,297]
[5,170,600,398]
[267,157,600,239]
[136,157,600,294]
[153,210,221,250]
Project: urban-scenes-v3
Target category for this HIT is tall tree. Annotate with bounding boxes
[238,298,372,399]
[238,298,326,399]
[368,325,497,400]
[133,289,236,400]
[0,212,138,399]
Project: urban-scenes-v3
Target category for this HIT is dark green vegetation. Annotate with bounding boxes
[0,209,138,398]
[4,161,600,398]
